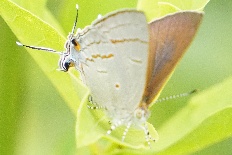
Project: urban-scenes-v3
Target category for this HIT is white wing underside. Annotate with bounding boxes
[75,10,149,119]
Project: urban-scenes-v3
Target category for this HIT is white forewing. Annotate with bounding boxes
[75,10,149,120]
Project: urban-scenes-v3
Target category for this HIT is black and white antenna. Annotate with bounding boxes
[71,4,79,35]
[154,89,198,104]
[16,41,62,54]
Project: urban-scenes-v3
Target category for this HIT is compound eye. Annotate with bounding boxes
[63,62,71,71]
[63,60,75,71]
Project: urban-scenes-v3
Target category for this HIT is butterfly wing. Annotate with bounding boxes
[142,11,203,105]
[76,10,149,116]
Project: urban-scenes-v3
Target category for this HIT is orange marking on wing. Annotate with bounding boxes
[92,54,101,58]
[111,38,148,44]
[86,58,94,62]
[74,40,81,51]
[91,53,114,59]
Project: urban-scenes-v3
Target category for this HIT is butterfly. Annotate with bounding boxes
[17,4,203,147]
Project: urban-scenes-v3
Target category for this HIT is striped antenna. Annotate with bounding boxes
[71,4,79,34]
[154,89,198,103]
[16,41,62,55]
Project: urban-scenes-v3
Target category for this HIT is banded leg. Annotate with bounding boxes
[122,122,132,142]
[143,123,154,148]
[107,120,122,135]
[87,95,105,110]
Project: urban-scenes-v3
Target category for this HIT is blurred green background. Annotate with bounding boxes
[1,0,232,154]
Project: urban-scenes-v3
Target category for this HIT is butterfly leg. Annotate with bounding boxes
[142,123,154,148]
[122,122,132,142]
[87,95,105,110]
[107,120,122,135]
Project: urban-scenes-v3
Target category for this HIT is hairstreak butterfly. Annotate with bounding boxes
[17,4,203,147]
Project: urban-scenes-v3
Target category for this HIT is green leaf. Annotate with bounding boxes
[0,6,77,155]
[154,76,232,154]
[10,0,65,35]
[100,77,232,155]
[137,0,209,21]
[5,0,232,155]
[0,0,84,114]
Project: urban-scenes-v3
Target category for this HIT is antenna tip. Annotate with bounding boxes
[76,4,79,10]
[16,41,23,46]
[97,14,102,19]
